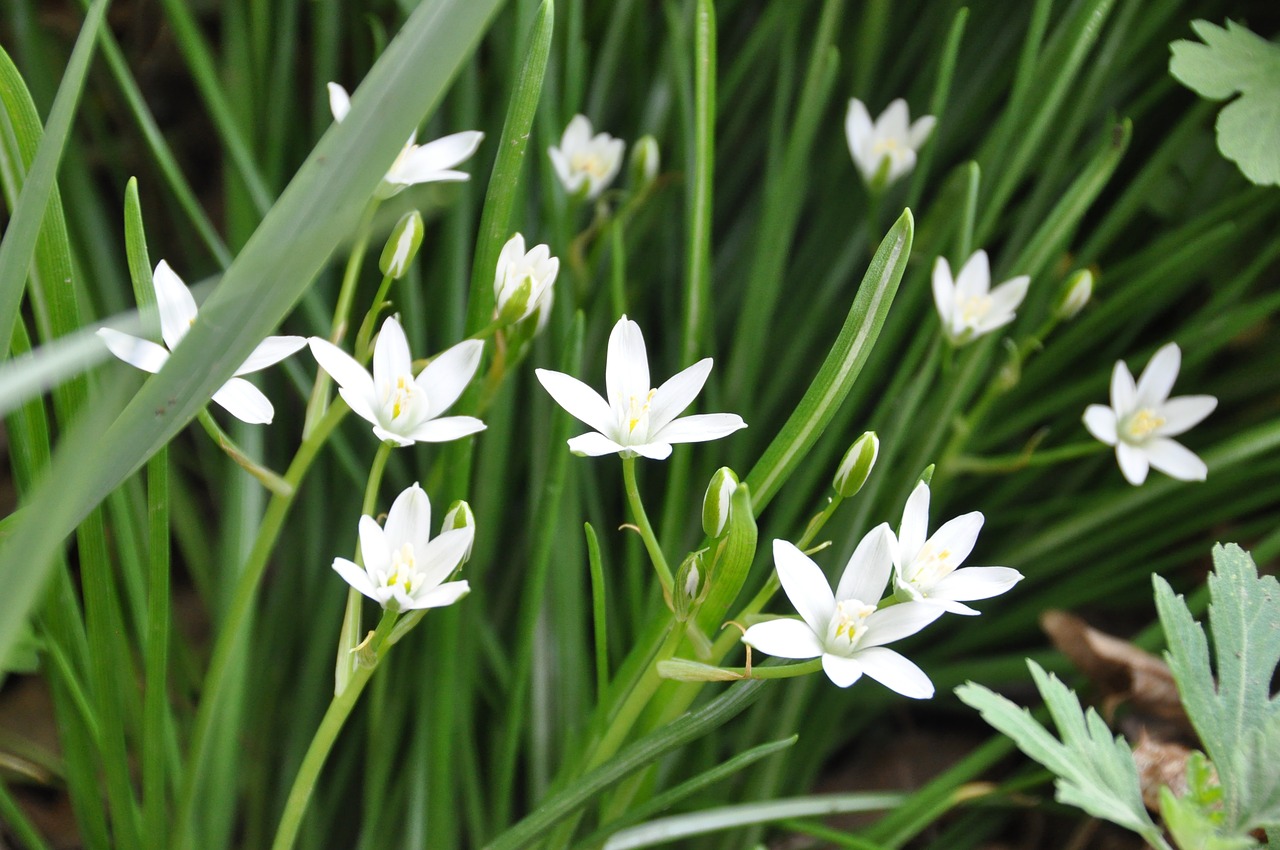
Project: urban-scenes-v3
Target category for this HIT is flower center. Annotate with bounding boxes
[387,375,418,421]
[625,389,657,437]
[871,136,904,157]
[570,151,609,179]
[830,599,876,650]
[1122,408,1165,442]
[907,541,956,592]
[383,542,422,595]
[959,294,993,325]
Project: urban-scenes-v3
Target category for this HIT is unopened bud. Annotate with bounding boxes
[995,338,1021,391]
[918,464,935,486]
[379,211,424,279]
[1054,269,1093,320]
[656,658,741,682]
[495,275,535,326]
[673,550,707,622]
[833,432,878,497]
[701,467,739,538]
[442,500,475,564]
[630,135,660,189]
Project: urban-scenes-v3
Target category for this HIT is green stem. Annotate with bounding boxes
[588,621,685,771]
[335,441,395,694]
[196,409,292,496]
[621,456,673,595]
[353,272,396,363]
[304,200,378,437]
[948,440,1107,475]
[270,607,399,850]
[174,402,347,850]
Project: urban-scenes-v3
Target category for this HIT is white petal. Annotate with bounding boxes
[930,566,1023,603]
[648,358,712,434]
[845,98,873,157]
[418,338,483,418]
[372,425,416,447]
[861,602,944,647]
[566,432,626,456]
[358,514,390,571]
[821,653,864,688]
[835,523,894,604]
[393,131,483,184]
[210,377,274,424]
[548,146,580,192]
[1145,438,1207,481]
[887,148,917,185]
[931,257,955,327]
[741,618,823,660]
[535,368,614,435]
[332,557,377,599]
[337,386,380,430]
[235,335,307,375]
[928,598,982,616]
[1156,395,1216,437]
[854,646,934,699]
[924,511,984,572]
[772,539,835,635]
[878,99,910,139]
[309,338,375,402]
[630,442,674,460]
[988,275,1029,315]
[954,250,991,301]
[563,114,593,148]
[1083,404,1117,445]
[373,317,413,389]
[405,579,470,610]
[896,481,930,568]
[97,328,169,373]
[1116,442,1149,485]
[907,114,936,149]
[605,315,649,408]
[655,413,747,445]
[153,260,198,351]
[327,82,351,122]
[407,416,486,443]
[1110,359,1136,414]
[416,526,474,588]
[384,483,432,556]
[1136,343,1180,407]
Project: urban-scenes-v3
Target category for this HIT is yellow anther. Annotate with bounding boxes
[1124,408,1165,441]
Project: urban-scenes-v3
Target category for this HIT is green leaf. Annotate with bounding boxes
[1169,20,1280,186]
[1155,544,1280,833]
[1160,787,1258,850]
[956,661,1168,848]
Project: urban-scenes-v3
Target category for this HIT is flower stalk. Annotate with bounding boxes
[335,440,394,695]
[622,456,674,595]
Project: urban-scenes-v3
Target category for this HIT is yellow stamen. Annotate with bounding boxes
[1124,408,1165,441]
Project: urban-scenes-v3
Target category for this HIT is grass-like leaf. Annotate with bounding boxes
[956,660,1169,849]
[1154,543,1280,833]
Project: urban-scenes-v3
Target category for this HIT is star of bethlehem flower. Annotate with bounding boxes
[333,483,471,611]
[309,316,485,447]
[1083,342,1217,485]
[535,315,746,460]
[742,532,943,696]
[931,249,1030,346]
[494,233,558,328]
[845,97,935,190]
[327,82,483,200]
[548,114,624,200]
[893,481,1023,615]
[96,260,305,425]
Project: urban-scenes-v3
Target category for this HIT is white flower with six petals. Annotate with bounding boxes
[535,315,746,460]
[547,114,625,200]
[845,98,936,189]
[892,481,1023,615]
[308,317,485,447]
[96,260,305,425]
[327,82,483,200]
[332,483,471,611]
[931,250,1030,346]
[494,233,558,327]
[1083,343,1217,485]
[742,533,943,696]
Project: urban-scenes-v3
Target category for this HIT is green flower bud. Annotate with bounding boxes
[702,467,739,539]
[672,550,707,622]
[495,275,535,327]
[1054,268,1093,320]
[832,432,879,497]
[656,658,741,682]
[917,464,935,486]
[379,210,424,279]
[442,500,475,564]
[629,134,660,190]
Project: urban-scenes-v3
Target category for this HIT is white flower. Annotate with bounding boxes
[332,483,471,611]
[931,250,1030,346]
[534,315,746,460]
[547,114,624,200]
[742,533,943,696]
[1083,343,1217,486]
[308,316,485,447]
[494,233,558,326]
[845,98,935,189]
[892,481,1023,615]
[96,261,305,425]
[327,82,483,200]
